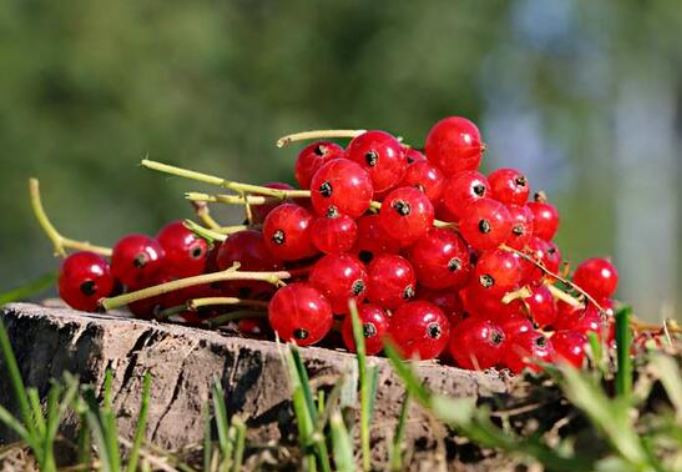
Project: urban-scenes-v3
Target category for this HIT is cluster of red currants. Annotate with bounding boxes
[55,116,620,373]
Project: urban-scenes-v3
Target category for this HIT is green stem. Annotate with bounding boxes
[186,192,283,206]
[188,297,269,311]
[29,178,112,257]
[183,220,229,243]
[203,311,267,328]
[191,201,222,230]
[276,129,365,148]
[100,270,289,311]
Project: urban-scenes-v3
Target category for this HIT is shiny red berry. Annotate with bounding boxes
[474,249,522,294]
[58,251,115,312]
[310,158,373,218]
[268,283,333,346]
[341,304,390,355]
[555,304,603,336]
[499,313,534,340]
[111,234,165,288]
[425,116,483,174]
[399,161,445,203]
[378,187,434,248]
[523,284,557,328]
[488,168,530,205]
[572,257,619,299]
[353,214,401,263]
[389,301,449,360]
[552,330,587,368]
[503,330,554,374]
[405,147,427,164]
[156,221,208,278]
[459,198,512,250]
[440,171,490,222]
[366,254,416,310]
[460,283,522,320]
[520,237,560,284]
[408,228,471,290]
[526,193,559,241]
[310,213,357,254]
[449,317,506,370]
[251,183,295,224]
[506,204,534,250]
[419,288,466,325]
[294,141,345,189]
[346,130,407,193]
[263,203,317,261]
[309,254,368,314]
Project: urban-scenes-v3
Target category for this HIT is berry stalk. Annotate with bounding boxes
[186,192,282,206]
[276,129,366,148]
[203,310,267,328]
[29,178,112,257]
[191,201,222,230]
[187,297,269,311]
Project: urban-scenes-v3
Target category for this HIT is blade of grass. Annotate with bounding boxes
[0,405,30,444]
[231,416,246,472]
[0,272,56,305]
[389,393,410,471]
[330,410,354,472]
[383,342,431,406]
[290,346,318,423]
[202,404,212,472]
[650,354,682,423]
[211,379,231,463]
[126,371,152,472]
[27,388,46,437]
[348,299,372,472]
[102,370,121,472]
[615,306,633,398]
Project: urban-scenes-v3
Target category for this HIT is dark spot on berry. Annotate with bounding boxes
[359,251,374,264]
[363,322,377,338]
[473,184,486,197]
[512,224,525,236]
[133,253,148,268]
[448,257,462,272]
[191,246,204,259]
[479,274,495,288]
[319,182,333,197]
[365,151,378,167]
[392,200,411,216]
[427,322,442,339]
[534,335,547,348]
[406,156,414,164]
[294,328,309,340]
[351,279,365,296]
[326,206,340,218]
[547,246,557,255]
[491,329,504,345]
[469,252,479,265]
[514,175,527,187]
[414,184,425,193]
[80,280,96,296]
[478,219,492,234]
[403,285,415,300]
[314,144,326,156]
[272,230,286,245]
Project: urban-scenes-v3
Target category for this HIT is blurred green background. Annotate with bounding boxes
[1,0,680,320]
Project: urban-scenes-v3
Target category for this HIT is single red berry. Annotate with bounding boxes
[389,301,450,360]
[459,198,512,250]
[520,237,561,284]
[474,248,522,294]
[353,214,401,264]
[409,228,471,290]
[309,254,368,314]
[399,161,445,204]
[503,330,554,374]
[248,183,295,225]
[544,241,562,275]
[111,234,165,288]
[526,192,560,241]
[523,284,557,328]
[58,251,115,312]
[449,317,505,370]
[419,288,466,325]
[554,304,603,336]
[366,254,416,310]
[378,187,434,248]
[268,283,333,346]
[425,116,483,174]
[346,130,407,193]
[310,213,357,254]
[238,318,270,337]
[294,141,345,189]
[405,147,427,164]
[459,283,523,320]
[310,158,373,218]
[488,168,530,205]
[506,204,534,250]
[572,257,619,299]
[552,330,587,368]
[440,171,490,222]
[156,221,208,278]
[499,313,534,340]
[263,203,317,261]
[341,304,390,355]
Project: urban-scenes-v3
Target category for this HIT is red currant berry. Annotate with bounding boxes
[405,147,427,164]
[378,187,434,247]
[572,257,619,299]
[526,192,559,241]
[346,130,407,193]
[449,317,505,370]
[523,284,557,328]
[251,183,295,224]
[310,213,357,254]
[555,304,603,336]
[440,171,490,222]
[268,283,333,346]
[499,313,534,340]
[408,228,471,290]
[552,330,587,368]
[488,168,530,205]
[309,254,368,314]
[459,283,521,320]
[506,204,534,250]
[294,141,345,189]
[389,301,449,360]
[399,161,445,204]
[156,221,208,278]
[263,203,317,261]
[353,214,401,263]
[459,198,512,250]
[503,331,554,374]
[58,251,115,312]
[474,248,522,294]
[341,304,390,355]
[310,158,373,218]
[238,318,269,337]
[111,234,165,288]
[419,288,466,325]
[520,237,560,284]
[366,254,416,310]
[425,116,483,174]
